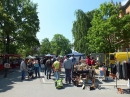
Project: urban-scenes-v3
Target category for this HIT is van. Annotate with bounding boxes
[114,52,130,63]
[90,52,129,66]
[105,53,115,65]
[91,53,115,66]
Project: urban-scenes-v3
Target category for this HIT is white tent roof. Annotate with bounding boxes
[26,55,36,59]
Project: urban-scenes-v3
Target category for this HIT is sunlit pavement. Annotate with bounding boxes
[0,68,129,97]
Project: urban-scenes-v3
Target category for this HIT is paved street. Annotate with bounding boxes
[0,68,130,97]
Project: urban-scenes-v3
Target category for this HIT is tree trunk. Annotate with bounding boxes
[6,34,10,54]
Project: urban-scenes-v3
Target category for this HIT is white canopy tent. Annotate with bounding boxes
[26,55,36,59]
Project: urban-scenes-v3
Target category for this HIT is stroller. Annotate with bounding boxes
[27,65,34,79]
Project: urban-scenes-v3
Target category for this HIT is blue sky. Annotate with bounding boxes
[32,0,128,43]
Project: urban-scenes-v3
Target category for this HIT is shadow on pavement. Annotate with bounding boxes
[102,79,115,83]
[0,68,37,92]
[122,89,130,94]
[95,79,103,84]
[95,78,115,84]
[99,87,108,90]
[63,84,74,88]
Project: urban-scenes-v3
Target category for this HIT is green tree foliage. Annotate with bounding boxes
[87,2,121,53]
[39,38,51,54]
[51,34,71,55]
[110,14,130,50]
[72,9,95,54]
[0,0,40,54]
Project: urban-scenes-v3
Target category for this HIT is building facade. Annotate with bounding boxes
[116,0,130,52]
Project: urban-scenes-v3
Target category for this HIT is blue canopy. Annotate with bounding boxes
[45,54,53,56]
[67,52,85,56]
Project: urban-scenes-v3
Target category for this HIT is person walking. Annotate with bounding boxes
[33,59,40,78]
[52,58,61,80]
[63,55,73,84]
[20,59,27,80]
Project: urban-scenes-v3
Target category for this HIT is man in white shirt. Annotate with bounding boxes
[20,59,27,80]
[63,55,73,84]
[4,61,10,78]
[69,54,76,67]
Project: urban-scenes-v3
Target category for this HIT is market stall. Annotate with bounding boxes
[72,62,99,90]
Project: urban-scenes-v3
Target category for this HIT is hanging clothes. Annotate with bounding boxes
[116,62,123,79]
[110,63,114,74]
[122,62,128,79]
[127,62,130,79]
[112,64,117,74]
[106,67,109,77]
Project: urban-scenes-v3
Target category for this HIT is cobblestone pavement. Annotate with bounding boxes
[0,68,129,97]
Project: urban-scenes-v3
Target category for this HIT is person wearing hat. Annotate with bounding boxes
[52,58,61,80]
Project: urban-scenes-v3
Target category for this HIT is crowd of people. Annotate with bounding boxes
[19,54,96,84]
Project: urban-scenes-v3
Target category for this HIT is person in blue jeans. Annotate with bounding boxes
[63,55,73,84]
[45,57,53,79]
[44,65,47,75]
[34,59,40,78]
[20,59,27,80]
[47,67,52,79]
[52,58,61,80]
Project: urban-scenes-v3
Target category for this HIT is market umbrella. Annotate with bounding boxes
[67,51,85,56]
[26,55,36,59]
[45,54,53,56]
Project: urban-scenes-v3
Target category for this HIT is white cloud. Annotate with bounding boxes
[121,0,129,5]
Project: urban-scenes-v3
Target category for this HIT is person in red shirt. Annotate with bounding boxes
[91,57,95,66]
[86,55,91,66]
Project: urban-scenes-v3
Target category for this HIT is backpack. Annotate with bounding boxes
[72,57,76,62]
[46,59,52,68]
[55,78,64,89]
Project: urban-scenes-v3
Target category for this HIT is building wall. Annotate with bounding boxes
[117,1,130,52]
[119,11,125,18]
[126,5,130,14]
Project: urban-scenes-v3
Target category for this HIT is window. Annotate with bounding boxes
[110,54,114,60]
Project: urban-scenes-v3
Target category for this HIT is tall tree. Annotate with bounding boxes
[72,9,95,54]
[39,38,51,55]
[87,2,121,53]
[51,34,71,55]
[0,0,40,54]
[110,13,130,51]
